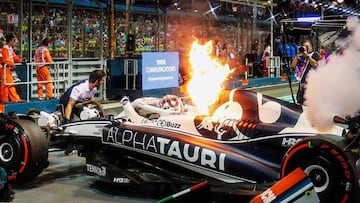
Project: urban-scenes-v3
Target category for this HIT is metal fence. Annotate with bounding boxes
[3,59,107,101]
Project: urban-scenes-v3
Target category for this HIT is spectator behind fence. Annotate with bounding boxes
[35,37,54,100]
[0,34,23,103]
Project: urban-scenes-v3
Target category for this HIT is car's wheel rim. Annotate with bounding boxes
[304,165,330,193]
[0,142,14,163]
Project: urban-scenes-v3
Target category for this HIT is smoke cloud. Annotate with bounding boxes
[305,16,360,131]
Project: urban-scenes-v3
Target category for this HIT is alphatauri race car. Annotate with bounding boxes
[0,88,359,202]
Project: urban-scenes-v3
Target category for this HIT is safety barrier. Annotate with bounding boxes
[268,56,281,77]
[2,59,106,102]
[124,59,138,90]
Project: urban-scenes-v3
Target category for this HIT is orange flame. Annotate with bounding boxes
[186,39,232,115]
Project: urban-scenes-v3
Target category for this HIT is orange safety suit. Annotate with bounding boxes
[0,45,22,102]
[35,45,53,99]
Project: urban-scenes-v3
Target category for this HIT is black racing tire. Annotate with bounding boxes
[299,156,337,197]
[0,118,49,182]
[281,135,359,203]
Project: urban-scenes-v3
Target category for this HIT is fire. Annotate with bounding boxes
[186,39,232,115]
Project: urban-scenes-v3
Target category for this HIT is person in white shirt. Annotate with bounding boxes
[59,69,105,123]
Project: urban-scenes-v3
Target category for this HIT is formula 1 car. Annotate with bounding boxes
[0,88,359,202]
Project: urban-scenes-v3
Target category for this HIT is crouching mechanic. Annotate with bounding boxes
[59,69,106,123]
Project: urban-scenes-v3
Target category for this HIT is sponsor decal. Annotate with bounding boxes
[156,119,181,129]
[194,116,249,140]
[5,124,14,130]
[260,188,276,203]
[103,127,226,171]
[113,177,131,184]
[86,164,106,177]
[322,144,351,180]
[5,123,20,135]
[281,137,301,147]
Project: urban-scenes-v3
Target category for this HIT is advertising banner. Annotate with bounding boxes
[142,52,179,90]
[7,14,18,24]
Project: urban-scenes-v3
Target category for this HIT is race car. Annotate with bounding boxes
[0,88,359,202]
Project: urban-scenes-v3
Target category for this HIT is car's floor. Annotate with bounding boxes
[11,150,155,203]
[10,150,253,203]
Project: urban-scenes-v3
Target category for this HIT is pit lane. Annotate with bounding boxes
[12,150,156,203]
[11,84,295,203]
[12,150,254,203]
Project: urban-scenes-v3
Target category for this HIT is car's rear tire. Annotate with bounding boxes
[281,135,359,203]
[0,118,49,182]
[300,156,336,197]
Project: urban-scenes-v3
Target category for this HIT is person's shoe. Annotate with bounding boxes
[39,97,45,100]
[47,97,55,100]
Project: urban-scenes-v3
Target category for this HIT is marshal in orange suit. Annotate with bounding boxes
[0,34,23,102]
[35,38,54,100]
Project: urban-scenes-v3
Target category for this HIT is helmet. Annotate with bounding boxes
[159,95,184,113]
[80,106,100,120]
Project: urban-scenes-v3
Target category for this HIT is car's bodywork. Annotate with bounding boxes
[0,88,358,202]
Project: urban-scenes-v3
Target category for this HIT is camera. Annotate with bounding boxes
[298,46,306,53]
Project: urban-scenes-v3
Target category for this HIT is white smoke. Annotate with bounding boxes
[305,16,360,132]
